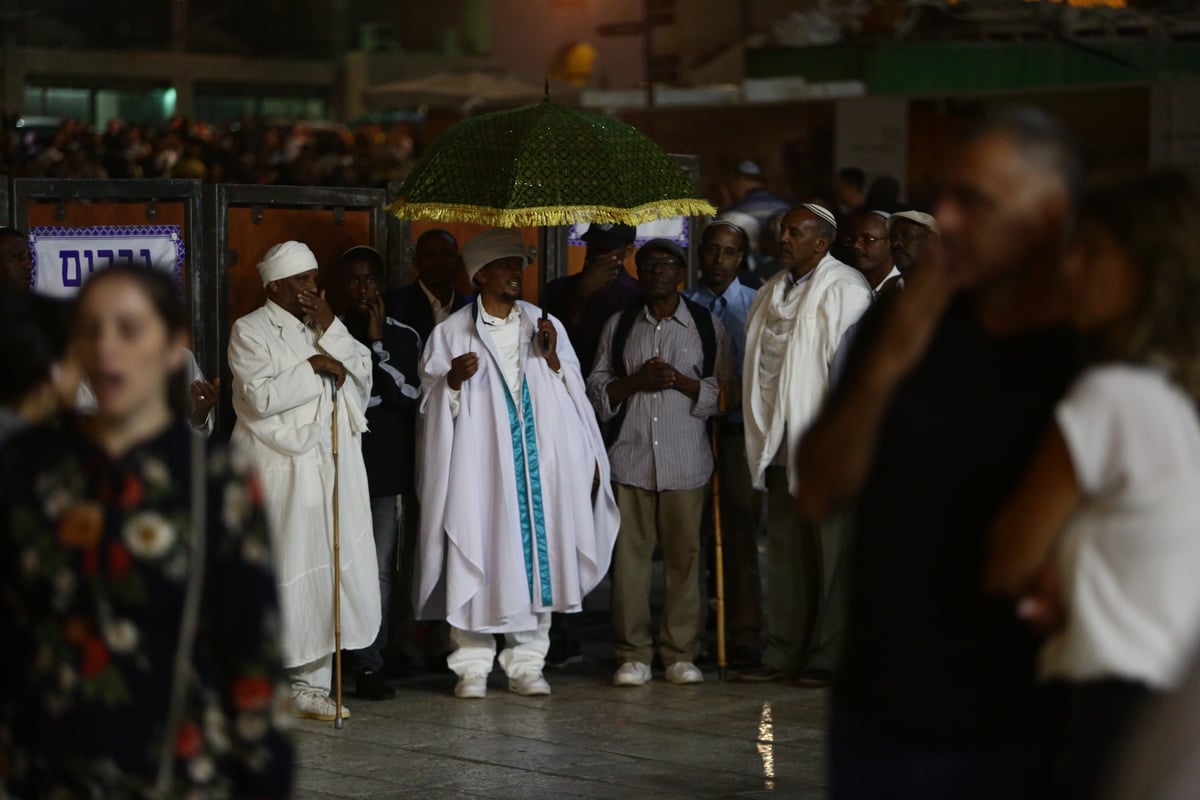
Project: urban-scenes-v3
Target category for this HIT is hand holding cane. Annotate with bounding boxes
[330,376,345,729]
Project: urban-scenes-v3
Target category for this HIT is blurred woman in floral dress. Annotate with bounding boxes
[0,266,294,798]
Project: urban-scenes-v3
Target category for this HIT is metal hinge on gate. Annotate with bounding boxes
[145,202,158,221]
[251,205,264,225]
[333,206,345,225]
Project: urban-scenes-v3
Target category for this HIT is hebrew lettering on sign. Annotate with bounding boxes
[28,225,186,299]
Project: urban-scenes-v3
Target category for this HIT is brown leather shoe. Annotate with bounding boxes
[793,669,834,689]
[737,666,794,683]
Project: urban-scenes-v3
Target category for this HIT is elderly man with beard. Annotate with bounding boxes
[738,204,873,687]
[228,241,381,721]
[590,238,733,687]
[417,228,619,700]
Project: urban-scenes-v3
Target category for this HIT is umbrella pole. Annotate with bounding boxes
[712,390,727,681]
[331,380,344,730]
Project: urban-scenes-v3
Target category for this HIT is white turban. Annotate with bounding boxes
[887,210,939,235]
[257,241,318,287]
[462,228,530,282]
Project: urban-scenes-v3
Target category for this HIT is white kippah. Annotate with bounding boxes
[257,241,318,287]
[462,228,530,282]
[800,203,838,231]
[716,211,760,242]
[868,209,893,220]
[887,210,939,235]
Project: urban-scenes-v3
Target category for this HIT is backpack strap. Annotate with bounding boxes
[603,302,647,447]
[681,295,717,379]
[610,302,645,380]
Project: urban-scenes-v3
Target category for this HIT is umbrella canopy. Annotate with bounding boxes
[387,100,715,228]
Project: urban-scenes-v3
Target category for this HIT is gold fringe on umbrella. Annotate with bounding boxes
[385,197,717,228]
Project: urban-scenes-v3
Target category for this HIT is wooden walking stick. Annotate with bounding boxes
[712,389,728,681]
[331,378,345,730]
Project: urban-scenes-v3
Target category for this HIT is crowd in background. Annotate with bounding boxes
[1,115,420,187]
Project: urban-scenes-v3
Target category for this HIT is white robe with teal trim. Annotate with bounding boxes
[417,300,620,634]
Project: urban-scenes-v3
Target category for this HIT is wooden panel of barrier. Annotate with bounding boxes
[224,205,374,326]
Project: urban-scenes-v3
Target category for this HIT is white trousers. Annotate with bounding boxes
[288,653,332,693]
[447,612,552,678]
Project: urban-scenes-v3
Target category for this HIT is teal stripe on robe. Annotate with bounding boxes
[502,375,553,607]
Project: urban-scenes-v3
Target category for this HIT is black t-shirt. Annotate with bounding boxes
[834,293,1081,743]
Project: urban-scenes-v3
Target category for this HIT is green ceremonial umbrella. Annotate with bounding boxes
[386,98,715,227]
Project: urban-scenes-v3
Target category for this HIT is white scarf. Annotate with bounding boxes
[742,253,873,492]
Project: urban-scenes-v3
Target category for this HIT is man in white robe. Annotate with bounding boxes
[738,204,873,686]
[228,240,381,721]
[418,228,620,700]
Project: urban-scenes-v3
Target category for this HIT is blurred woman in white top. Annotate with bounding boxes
[984,169,1200,800]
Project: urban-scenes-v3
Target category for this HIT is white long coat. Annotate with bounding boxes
[743,254,873,492]
[418,301,620,634]
[228,300,381,668]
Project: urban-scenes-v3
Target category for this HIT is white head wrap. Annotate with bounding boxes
[257,241,319,287]
[462,228,530,282]
[887,210,939,235]
[799,203,838,232]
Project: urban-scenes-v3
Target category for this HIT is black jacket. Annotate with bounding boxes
[340,313,422,497]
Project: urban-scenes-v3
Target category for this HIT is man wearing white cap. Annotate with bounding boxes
[738,204,873,686]
[228,240,381,720]
[417,228,620,699]
[888,210,941,285]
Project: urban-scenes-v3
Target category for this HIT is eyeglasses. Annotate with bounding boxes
[842,235,888,247]
[638,258,683,272]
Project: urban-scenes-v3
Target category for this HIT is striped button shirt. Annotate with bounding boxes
[587,297,732,492]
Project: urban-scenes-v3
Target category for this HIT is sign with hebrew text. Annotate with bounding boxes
[29,225,186,299]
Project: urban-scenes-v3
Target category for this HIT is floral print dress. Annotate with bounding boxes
[0,419,294,799]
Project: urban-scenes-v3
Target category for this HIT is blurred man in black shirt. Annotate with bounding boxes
[794,108,1084,799]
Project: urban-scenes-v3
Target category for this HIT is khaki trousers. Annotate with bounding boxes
[612,483,709,667]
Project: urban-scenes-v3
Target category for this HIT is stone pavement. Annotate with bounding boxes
[292,663,829,799]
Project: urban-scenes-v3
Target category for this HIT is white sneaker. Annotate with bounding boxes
[454,673,489,699]
[508,672,552,696]
[292,688,352,721]
[665,662,704,685]
[613,661,652,687]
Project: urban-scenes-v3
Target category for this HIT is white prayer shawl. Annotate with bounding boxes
[743,254,873,493]
[418,300,620,634]
[228,300,381,668]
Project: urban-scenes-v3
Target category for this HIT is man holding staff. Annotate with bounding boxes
[228,240,381,721]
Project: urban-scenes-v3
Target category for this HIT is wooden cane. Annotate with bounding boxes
[712,389,728,681]
[331,379,344,729]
